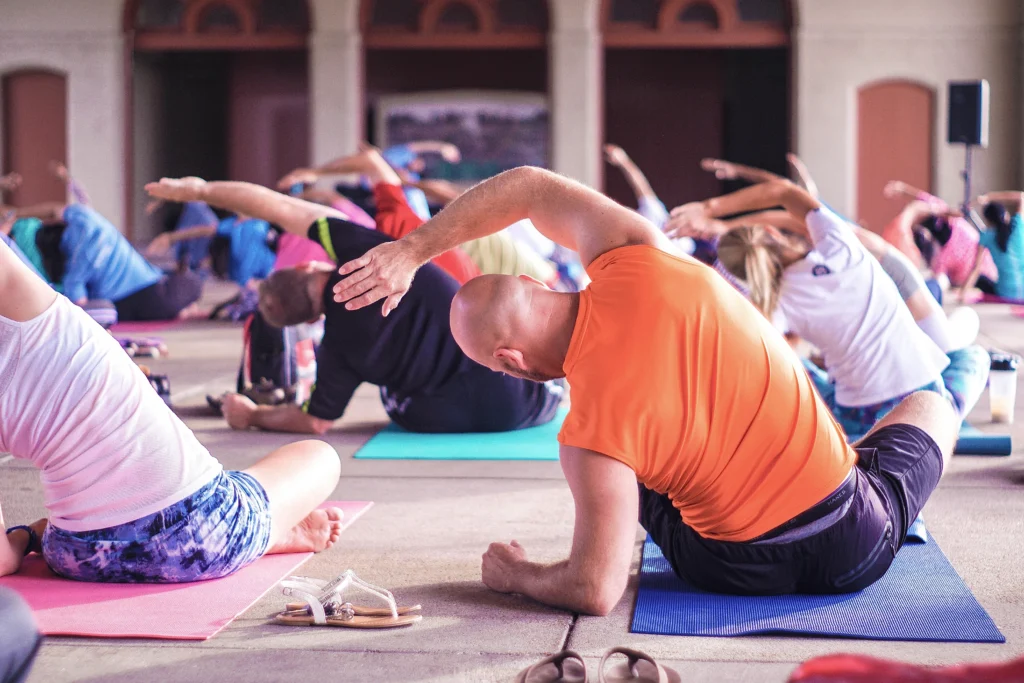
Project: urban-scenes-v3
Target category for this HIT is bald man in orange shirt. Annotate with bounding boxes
[332,167,958,615]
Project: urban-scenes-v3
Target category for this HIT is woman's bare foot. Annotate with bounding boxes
[267,508,345,555]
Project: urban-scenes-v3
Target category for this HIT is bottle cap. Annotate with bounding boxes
[990,352,1020,372]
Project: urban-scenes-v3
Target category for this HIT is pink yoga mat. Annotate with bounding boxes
[0,501,372,640]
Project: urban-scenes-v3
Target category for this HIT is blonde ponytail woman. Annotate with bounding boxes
[672,179,989,438]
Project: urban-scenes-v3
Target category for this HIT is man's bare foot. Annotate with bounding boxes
[267,508,345,555]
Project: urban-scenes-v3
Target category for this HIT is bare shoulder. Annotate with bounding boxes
[0,239,58,322]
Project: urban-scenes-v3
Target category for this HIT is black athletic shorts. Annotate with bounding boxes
[380,364,564,434]
[639,423,944,595]
[114,271,203,322]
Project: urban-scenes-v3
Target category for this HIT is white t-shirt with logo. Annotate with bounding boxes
[779,207,949,407]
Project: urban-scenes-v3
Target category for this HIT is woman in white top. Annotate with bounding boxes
[672,179,990,437]
[0,237,344,583]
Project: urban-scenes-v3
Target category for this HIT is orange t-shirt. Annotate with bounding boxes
[557,245,856,542]
[373,184,481,285]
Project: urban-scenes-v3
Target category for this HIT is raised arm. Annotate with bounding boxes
[146,177,344,237]
[700,158,782,185]
[145,224,218,258]
[333,166,669,314]
[885,181,948,211]
[277,147,404,191]
[402,140,461,163]
[604,144,659,203]
[50,161,90,206]
[977,192,1024,211]
[703,180,820,230]
[481,447,638,615]
[785,153,819,198]
[409,178,463,206]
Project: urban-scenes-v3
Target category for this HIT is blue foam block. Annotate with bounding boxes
[353,408,566,460]
[956,424,1012,456]
[631,535,1004,642]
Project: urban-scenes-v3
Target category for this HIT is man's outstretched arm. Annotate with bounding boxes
[481,446,639,616]
[146,178,345,238]
[334,166,670,314]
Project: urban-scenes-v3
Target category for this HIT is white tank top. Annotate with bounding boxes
[0,296,222,532]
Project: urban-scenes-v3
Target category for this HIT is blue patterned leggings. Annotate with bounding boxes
[42,471,272,583]
[805,345,991,438]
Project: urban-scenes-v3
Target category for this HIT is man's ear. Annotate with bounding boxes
[494,347,527,371]
[517,274,550,290]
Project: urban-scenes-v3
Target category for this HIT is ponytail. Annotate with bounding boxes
[717,226,785,319]
[983,202,1014,252]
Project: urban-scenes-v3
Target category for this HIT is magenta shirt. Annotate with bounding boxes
[931,217,997,286]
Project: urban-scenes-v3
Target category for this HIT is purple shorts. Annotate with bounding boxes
[639,423,943,595]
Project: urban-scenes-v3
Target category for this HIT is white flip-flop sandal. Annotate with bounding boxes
[273,569,422,629]
[598,647,680,683]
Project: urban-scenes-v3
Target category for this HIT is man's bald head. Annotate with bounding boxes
[450,274,571,383]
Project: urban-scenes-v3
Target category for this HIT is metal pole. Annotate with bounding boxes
[961,144,974,214]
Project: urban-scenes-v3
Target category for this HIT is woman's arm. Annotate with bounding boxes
[977,192,1024,211]
[700,158,782,185]
[145,224,218,257]
[785,154,819,198]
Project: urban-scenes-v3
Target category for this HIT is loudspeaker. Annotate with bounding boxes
[947,80,989,147]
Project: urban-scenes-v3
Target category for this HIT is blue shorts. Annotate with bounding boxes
[42,471,272,583]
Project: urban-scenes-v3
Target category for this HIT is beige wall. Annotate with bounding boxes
[308,0,362,164]
[794,0,1023,216]
[0,0,126,231]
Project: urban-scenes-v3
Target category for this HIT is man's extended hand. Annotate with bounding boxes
[221,393,258,430]
[145,177,208,204]
[481,540,527,594]
[333,240,424,316]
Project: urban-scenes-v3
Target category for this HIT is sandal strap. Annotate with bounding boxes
[523,650,588,682]
[281,570,399,620]
[598,647,668,683]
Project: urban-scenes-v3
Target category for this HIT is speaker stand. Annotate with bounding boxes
[960,143,975,214]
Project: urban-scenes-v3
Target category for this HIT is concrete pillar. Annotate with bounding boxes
[549,0,603,188]
[309,0,362,162]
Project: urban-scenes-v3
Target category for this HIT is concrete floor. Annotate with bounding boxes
[5,294,1024,683]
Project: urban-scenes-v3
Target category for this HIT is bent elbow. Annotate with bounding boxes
[578,579,626,617]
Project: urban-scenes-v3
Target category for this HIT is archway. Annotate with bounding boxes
[124,0,311,239]
[362,0,550,183]
[2,69,67,207]
[601,0,792,210]
[857,80,935,232]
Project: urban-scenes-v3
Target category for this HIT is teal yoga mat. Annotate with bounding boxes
[354,408,567,460]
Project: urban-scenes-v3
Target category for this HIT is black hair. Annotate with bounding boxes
[912,227,936,265]
[37,220,68,283]
[919,214,952,247]
[983,202,1014,252]
[209,234,232,279]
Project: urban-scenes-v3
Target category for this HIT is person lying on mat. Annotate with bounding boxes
[5,176,204,323]
[328,165,959,611]
[669,181,990,438]
[145,176,563,437]
[962,192,1024,302]
[0,237,344,583]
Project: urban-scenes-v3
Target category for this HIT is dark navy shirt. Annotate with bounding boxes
[301,218,476,421]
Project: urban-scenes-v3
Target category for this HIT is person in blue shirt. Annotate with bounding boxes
[963,192,1024,301]
[147,213,279,290]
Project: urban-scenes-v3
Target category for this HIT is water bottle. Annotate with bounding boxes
[989,353,1019,424]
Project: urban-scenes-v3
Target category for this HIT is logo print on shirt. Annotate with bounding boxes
[812,264,832,277]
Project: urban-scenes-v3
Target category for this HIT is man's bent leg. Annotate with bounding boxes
[242,440,342,553]
[0,589,41,683]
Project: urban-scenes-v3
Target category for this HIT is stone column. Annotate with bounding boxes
[309,0,362,162]
[549,0,603,188]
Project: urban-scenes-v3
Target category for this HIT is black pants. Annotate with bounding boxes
[640,424,943,595]
[381,366,563,433]
[114,271,203,322]
[0,589,40,683]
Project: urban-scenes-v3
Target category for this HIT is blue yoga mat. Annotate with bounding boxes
[354,408,566,460]
[957,424,1012,456]
[631,535,1004,642]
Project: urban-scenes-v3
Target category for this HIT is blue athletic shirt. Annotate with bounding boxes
[216,217,278,287]
[60,204,163,303]
[979,214,1024,299]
